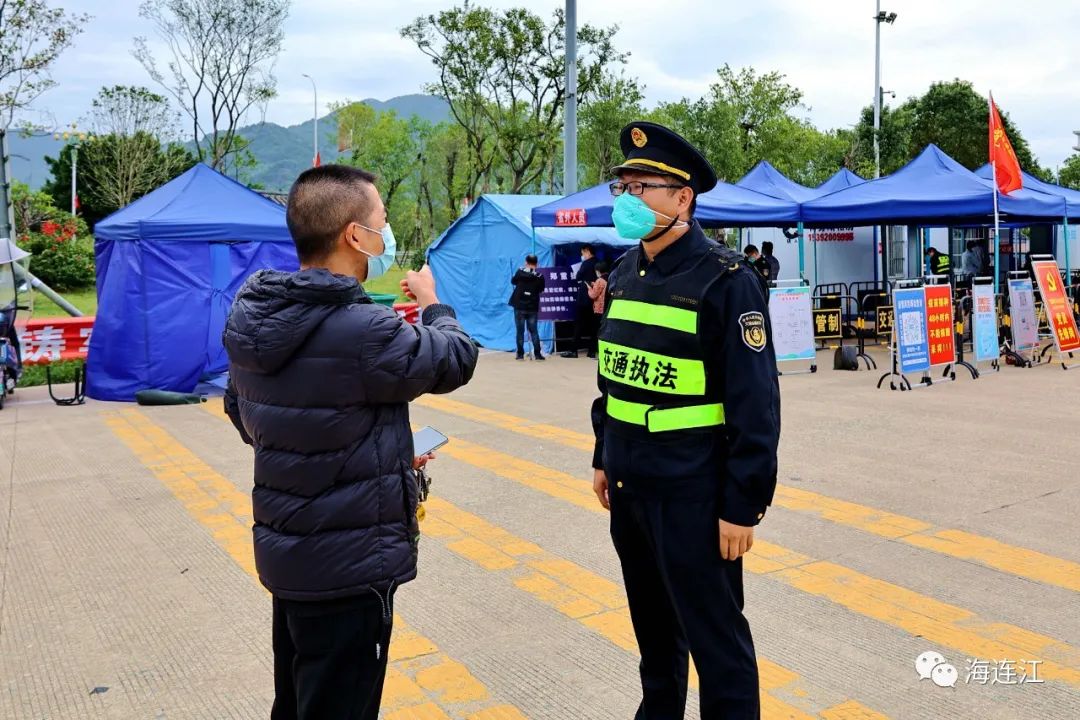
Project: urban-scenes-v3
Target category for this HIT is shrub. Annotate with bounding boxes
[11,182,96,292]
[16,217,96,291]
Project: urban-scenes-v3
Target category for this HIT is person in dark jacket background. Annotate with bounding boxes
[761,240,780,281]
[223,164,478,720]
[561,243,599,358]
[508,254,546,360]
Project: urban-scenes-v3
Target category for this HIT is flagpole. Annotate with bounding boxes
[990,94,1002,295]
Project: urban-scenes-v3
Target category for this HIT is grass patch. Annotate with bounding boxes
[16,359,83,388]
[362,265,409,302]
[30,287,97,319]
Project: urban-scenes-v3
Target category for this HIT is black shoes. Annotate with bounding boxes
[559,351,579,358]
[535,355,546,361]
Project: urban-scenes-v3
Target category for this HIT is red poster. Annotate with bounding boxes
[924,285,956,366]
[1032,260,1080,353]
[555,208,587,227]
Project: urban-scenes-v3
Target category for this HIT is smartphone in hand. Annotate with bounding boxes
[413,426,449,456]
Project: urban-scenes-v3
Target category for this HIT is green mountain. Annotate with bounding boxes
[239,94,450,191]
[8,94,450,193]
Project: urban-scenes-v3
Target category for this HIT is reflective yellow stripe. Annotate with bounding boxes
[606,299,698,334]
[606,396,725,432]
[598,340,705,395]
[622,158,691,181]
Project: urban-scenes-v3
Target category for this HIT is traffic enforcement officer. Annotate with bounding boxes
[926,246,953,278]
[590,121,780,719]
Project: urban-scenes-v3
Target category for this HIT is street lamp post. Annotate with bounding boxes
[53,123,90,216]
[302,74,318,166]
[872,4,898,180]
[873,4,897,284]
[563,0,578,195]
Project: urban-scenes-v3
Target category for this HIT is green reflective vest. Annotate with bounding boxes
[599,244,739,434]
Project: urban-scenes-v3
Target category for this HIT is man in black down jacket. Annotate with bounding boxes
[222,164,478,720]
[508,253,546,360]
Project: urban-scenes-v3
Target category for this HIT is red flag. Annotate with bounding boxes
[989,95,1022,194]
[74,194,81,213]
[313,151,321,168]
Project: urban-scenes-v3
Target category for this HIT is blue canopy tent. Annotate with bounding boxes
[802,145,1066,227]
[815,168,866,195]
[530,179,800,228]
[736,160,818,202]
[735,161,824,279]
[803,146,1067,290]
[427,194,633,352]
[88,163,298,401]
[974,164,1080,275]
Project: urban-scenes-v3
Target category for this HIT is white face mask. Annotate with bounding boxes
[355,223,397,280]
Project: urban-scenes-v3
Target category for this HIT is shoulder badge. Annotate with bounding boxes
[739,311,767,352]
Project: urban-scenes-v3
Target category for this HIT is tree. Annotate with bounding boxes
[335,103,418,210]
[0,0,89,127]
[1060,153,1080,191]
[73,86,196,217]
[402,4,625,194]
[646,65,832,184]
[134,0,289,169]
[848,80,1047,177]
[578,73,644,186]
[89,85,181,139]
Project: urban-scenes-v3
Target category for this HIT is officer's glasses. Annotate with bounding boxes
[609,181,685,196]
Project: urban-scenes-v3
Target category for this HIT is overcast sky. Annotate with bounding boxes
[29,0,1080,170]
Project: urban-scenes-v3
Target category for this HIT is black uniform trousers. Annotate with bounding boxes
[610,487,759,720]
[270,591,394,720]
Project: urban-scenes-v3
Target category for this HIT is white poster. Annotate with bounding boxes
[1007,278,1039,352]
[768,286,815,362]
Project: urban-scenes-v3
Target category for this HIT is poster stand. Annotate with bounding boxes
[878,279,925,391]
[967,276,1000,377]
[1003,271,1041,368]
[769,280,816,376]
[924,275,961,385]
[878,278,959,391]
[1030,255,1080,370]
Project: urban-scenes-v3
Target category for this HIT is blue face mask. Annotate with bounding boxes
[356,223,396,280]
[611,193,687,241]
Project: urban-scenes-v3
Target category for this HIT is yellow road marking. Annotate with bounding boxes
[423,495,887,719]
[205,400,882,718]
[105,407,525,719]
[429,432,1080,688]
[415,394,1080,594]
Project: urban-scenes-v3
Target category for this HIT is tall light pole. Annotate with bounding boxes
[872,5,897,179]
[302,74,319,166]
[563,0,578,195]
[53,123,90,216]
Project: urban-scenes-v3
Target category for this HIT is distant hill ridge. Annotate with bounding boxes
[8,94,450,193]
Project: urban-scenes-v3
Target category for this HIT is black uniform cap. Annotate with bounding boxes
[610,121,718,195]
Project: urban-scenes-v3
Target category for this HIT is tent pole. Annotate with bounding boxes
[873,226,879,284]
[812,226,818,287]
[1064,213,1071,280]
[797,221,805,280]
[920,227,926,276]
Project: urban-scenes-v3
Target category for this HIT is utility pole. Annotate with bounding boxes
[562,0,578,195]
[302,74,319,166]
[0,128,15,243]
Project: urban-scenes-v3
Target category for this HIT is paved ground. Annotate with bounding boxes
[1,346,1079,719]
